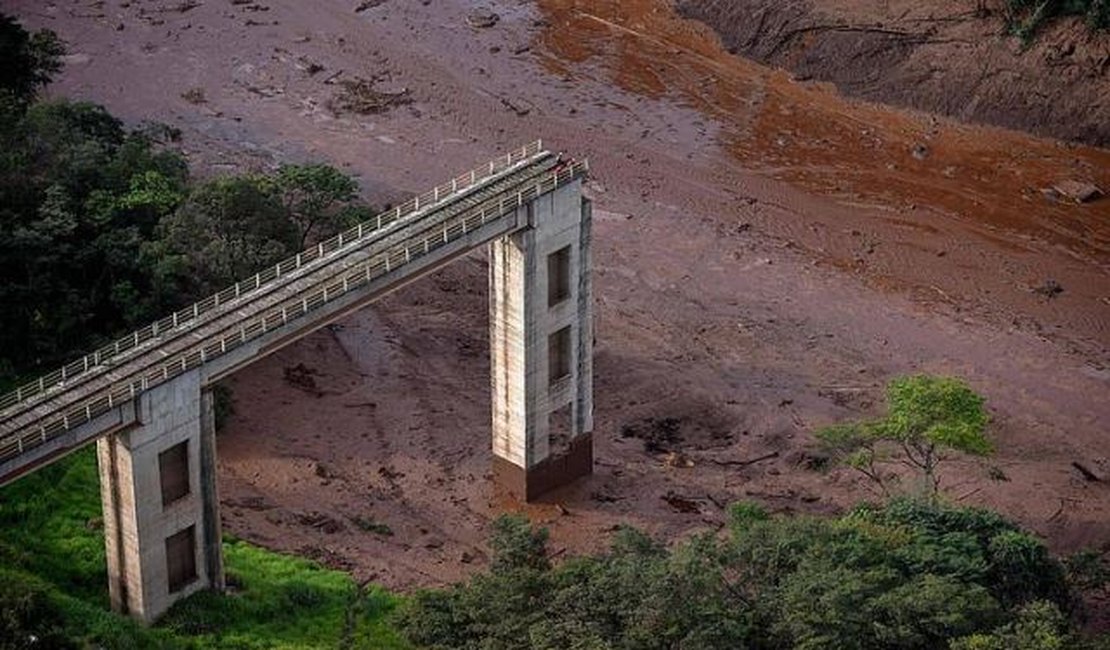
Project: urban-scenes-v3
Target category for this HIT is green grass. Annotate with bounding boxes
[0,449,412,649]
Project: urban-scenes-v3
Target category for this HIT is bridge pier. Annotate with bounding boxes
[96,371,223,623]
[490,181,594,501]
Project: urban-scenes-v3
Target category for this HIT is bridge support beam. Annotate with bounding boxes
[97,371,223,623]
[490,181,593,501]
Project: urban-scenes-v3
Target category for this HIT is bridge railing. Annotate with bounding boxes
[0,141,545,414]
[0,159,588,465]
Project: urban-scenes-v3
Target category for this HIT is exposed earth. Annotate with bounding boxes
[7,0,1109,625]
[678,0,1110,147]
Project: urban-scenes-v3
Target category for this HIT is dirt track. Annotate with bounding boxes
[7,0,1108,622]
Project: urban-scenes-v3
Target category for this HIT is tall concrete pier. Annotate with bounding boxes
[490,184,593,500]
[0,143,591,622]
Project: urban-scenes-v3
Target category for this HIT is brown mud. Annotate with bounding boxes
[7,0,1109,627]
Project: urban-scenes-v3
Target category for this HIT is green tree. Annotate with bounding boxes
[150,175,298,297]
[0,100,188,377]
[0,13,64,107]
[263,163,360,247]
[816,375,991,499]
[950,601,1071,650]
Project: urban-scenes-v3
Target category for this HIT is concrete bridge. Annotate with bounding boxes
[0,142,593,622]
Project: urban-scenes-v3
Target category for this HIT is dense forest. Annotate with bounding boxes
[1,11,1108,650]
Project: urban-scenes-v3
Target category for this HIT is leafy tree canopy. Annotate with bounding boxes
[393,501,1100,650]
[816,375,991,498]
[0,13,64,107]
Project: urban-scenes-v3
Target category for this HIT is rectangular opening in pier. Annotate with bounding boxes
[549,326,571,386]
[165,525,197,594]
[547,246,571,307]
[159,441,190,507]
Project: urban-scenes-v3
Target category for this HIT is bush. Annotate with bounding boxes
[395,500,1090,650]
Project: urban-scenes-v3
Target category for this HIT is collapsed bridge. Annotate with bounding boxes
[0,142,594,622]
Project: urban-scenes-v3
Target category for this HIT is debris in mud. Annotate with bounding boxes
[165,1,201,14]
[663,451,694,468]
[620,417,683,453]
[911,143,930,160]
[1040,187,1063,203]
[707,451,780,468]
[590,490,623,503]
[224,496,274,511]
[351,516,394,536]
[1052,180,1103,204]
[314,462,340,480]
[298,545,355,571]
[500,96,532,116]
[1072,461,1103,482]
[296,511,346,534]
[466,8,500,29]
[378,465,405,481]
[283,363,323,395]
[297,55,325,75]
[987,466,1010,482]
[621,412,735,453]
[784,449,828,471]
[180,87,206,104]
[355,0,386,12]
[327,77,411,116]
[1033,278,1064,299]
[661,491,702,514]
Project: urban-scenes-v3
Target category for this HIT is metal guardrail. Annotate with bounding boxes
[0,141,545,414]
[0,158,589,465]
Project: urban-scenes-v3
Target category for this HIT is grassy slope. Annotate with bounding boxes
[0,448,411,649]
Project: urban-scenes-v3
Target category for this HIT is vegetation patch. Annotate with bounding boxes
[0,450,411,649]
[1001,0,1110,39]
[394,509,1108,649]
[816,375,992,499]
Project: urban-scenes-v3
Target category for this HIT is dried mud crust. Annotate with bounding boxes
[677,0,1110,147]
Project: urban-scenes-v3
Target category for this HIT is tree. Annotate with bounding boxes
[263,163,359,247]
[150,176,298,297]
[950,601,1072,650]
[395,500,1084,650]
[816,375,991,499]
[490,514,551,574]
[0,100,189,378]
[0,13,64,107]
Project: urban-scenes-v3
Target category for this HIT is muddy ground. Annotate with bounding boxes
[678,0,1110,147]
[6,0,1108,626]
